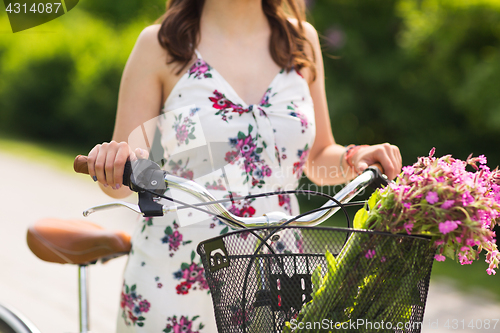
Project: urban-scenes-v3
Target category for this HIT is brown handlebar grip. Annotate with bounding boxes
[369,162,384,174]
[74,155,89,175]
[73,155,133,187]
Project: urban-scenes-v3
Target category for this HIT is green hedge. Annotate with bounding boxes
[0,11,148,150]
[310,0,500,166]
[1,0,500,164]
[78,0,165,27]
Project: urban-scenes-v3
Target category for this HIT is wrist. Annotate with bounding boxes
[339,148,348,181]
[344,144,369,173]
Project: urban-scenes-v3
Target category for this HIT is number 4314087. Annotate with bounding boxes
[444,319,498,330]
[5,3,62,14]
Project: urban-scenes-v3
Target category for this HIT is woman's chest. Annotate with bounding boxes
[196,41,283,106]
[160,72,316,175]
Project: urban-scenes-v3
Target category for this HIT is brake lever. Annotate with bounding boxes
[83,201,142,216]
[138,191,164,217]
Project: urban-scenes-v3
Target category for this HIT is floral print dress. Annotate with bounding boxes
[117,50,315,333]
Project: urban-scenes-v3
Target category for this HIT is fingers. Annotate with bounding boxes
[113,143,131,188]
[87,141,132,189]
[375,143,401,180]
[390,145,402,177]
[354,143,402,180]
[87,145,100,182]
[134,147,149,160]
[357,161,369,173]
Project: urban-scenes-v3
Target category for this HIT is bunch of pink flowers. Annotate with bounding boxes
[365,148,500,275]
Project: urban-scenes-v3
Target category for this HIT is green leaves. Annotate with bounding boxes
[325,250,337,277]
[353,190,385,230]
[311,264,322,295]
[367,190,380,210]
[291,232,434,332]
[353,207,369,229]
[164,226,173,235]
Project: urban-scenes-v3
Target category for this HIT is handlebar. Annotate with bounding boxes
[74,155,388,229]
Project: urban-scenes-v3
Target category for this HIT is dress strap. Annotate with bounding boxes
[194,49,203,59]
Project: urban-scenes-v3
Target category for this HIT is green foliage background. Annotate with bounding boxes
[2,0,500,162]
[312,0,500,167]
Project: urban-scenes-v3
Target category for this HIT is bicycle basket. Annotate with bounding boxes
[197,226,435,333]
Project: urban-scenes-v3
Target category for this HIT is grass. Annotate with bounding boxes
[432,254,500,301]
[0,135,81,173]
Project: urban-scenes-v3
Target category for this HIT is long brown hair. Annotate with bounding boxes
[157,0,316,79]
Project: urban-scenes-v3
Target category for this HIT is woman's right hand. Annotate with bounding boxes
[87,141,148,192]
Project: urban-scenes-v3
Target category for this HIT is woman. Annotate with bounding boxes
[86,0,402,331]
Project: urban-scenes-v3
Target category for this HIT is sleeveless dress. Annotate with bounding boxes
[117,51,316,333]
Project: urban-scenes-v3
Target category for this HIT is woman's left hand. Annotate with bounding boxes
[350,143,402,180]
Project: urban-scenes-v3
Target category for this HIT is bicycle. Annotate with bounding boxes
[22,156,433,333]
[0,303,41,333]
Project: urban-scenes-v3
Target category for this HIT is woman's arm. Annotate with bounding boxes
[87,25,171,198]
[302,23,402,185]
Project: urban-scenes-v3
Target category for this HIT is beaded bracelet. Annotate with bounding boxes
[344,144,369,170]
[339,148,348,181]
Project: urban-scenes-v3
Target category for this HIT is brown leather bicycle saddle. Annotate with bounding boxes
[27,218,131,265]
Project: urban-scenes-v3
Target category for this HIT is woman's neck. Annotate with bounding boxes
[201,0,269,39]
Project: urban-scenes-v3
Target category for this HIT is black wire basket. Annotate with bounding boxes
[197,226,435,333]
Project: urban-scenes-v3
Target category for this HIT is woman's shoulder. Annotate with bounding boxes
[287,18,319,44]
[287,19,321,84]
[134,24,165,57]
[129,25,184,86]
